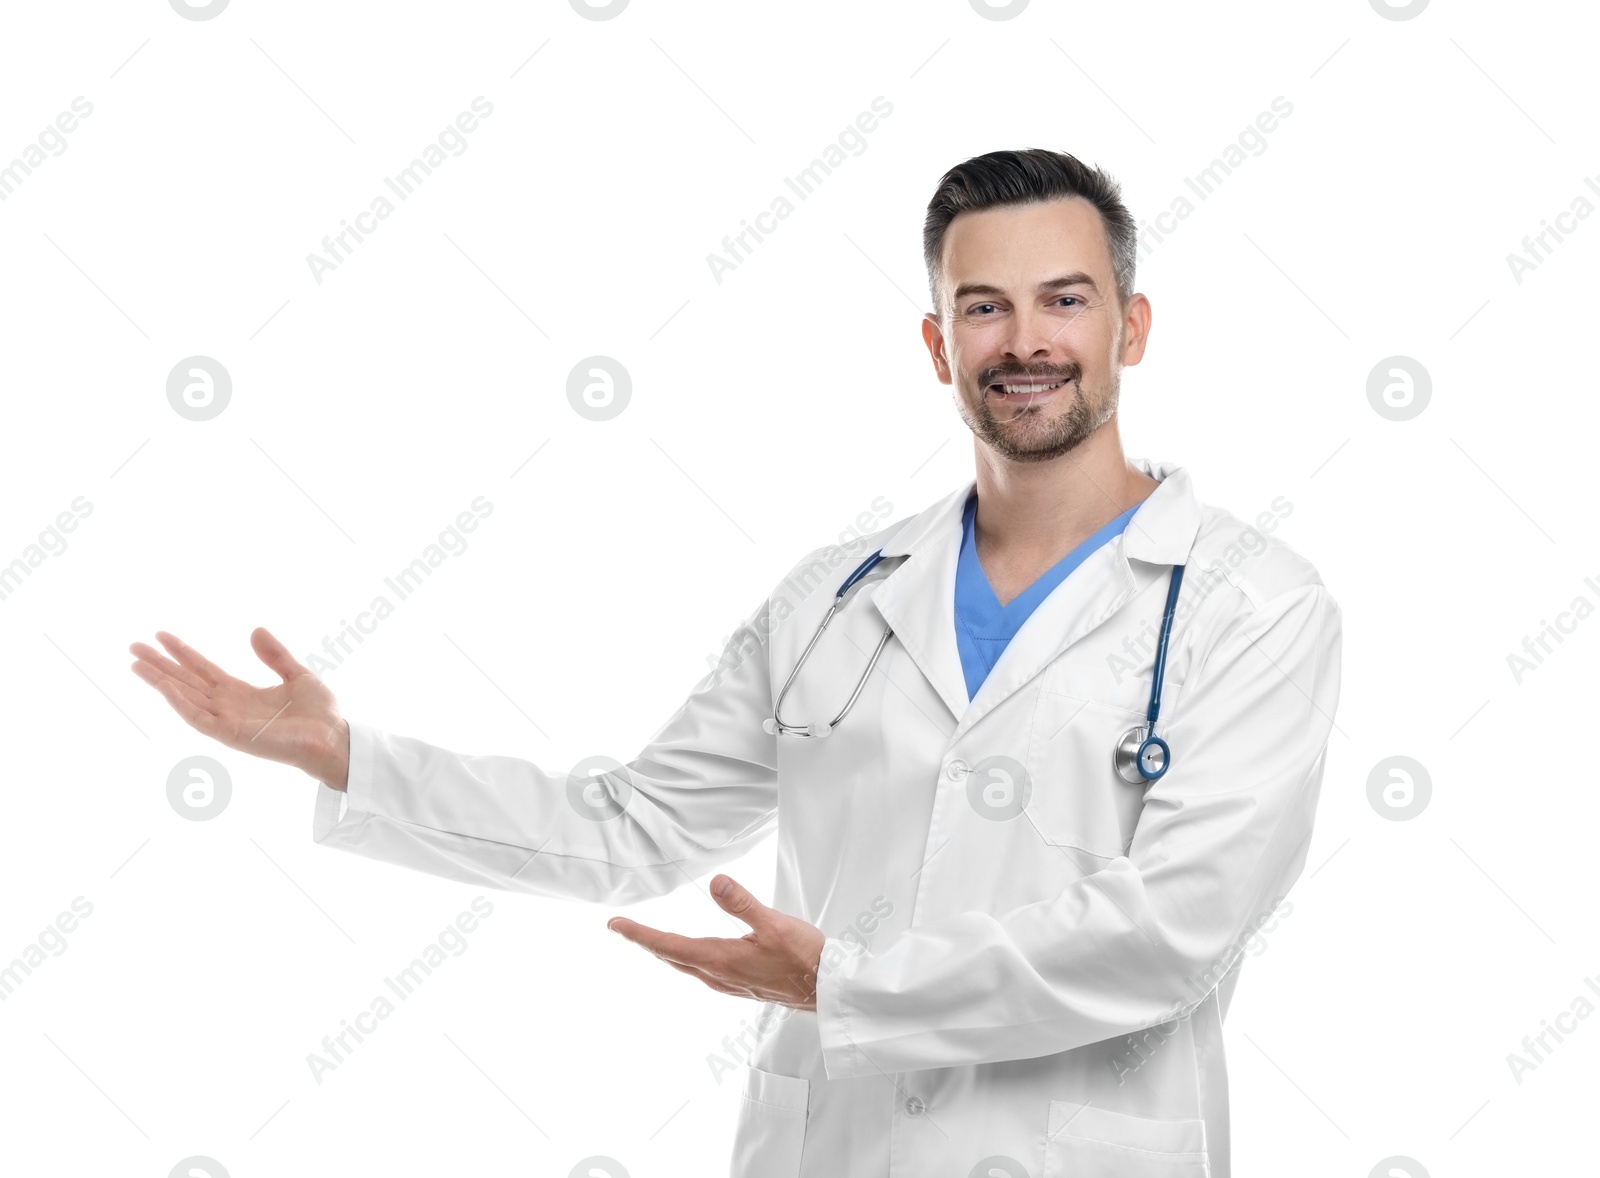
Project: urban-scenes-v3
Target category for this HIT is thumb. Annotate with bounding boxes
[251,626,312,683]
[711,875,767,928]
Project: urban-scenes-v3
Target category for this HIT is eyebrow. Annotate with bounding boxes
[951,272,1101,304]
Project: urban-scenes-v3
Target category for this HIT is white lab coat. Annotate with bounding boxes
[312,457,1342,1178]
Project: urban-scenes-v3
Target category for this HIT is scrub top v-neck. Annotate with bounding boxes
[954,492,1141,701]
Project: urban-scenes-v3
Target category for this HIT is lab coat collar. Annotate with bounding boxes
[1121,457,1204,566]
[877,456,1201,564]
[869,456,1202,734]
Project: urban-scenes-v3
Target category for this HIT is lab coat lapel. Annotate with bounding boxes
[957,544,1135,738]
[956,458,1203,738]
[867,483,973,726]
[867,459,1203,737]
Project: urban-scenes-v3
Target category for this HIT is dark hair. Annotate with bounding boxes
[922,149,1137,316]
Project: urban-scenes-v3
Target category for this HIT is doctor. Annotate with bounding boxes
[130,148,1341,1177]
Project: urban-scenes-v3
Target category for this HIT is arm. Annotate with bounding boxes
[130,595,781,909]
[814,582,1342,1078]
[311,594,781,905]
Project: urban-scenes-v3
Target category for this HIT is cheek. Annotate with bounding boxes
[951,319,1009,358]
[953,344,1006,389]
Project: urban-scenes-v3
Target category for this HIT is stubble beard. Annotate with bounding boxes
[957,370,1120,464]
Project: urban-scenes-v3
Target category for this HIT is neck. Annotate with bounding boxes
[969,421,1159,562]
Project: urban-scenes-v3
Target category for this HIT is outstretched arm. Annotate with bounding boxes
[130,596,782,907]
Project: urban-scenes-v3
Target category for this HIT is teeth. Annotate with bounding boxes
[999,381,1064,394]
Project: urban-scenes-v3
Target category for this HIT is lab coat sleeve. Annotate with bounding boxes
[814,581,1342,1077]
[309,594,780,906]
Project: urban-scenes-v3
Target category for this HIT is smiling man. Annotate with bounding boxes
[130,149,1342,1177]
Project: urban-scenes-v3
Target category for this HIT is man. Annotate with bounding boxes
[130,148,1342,1177]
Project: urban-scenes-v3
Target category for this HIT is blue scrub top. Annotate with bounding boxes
[955,492,1140,701]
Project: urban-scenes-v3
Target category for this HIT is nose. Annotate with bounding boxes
[997,302,1062,365]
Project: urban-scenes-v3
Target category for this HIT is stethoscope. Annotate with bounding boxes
[765,548,1187,787]
[764,551,900,739]
[1112,561,1186,785]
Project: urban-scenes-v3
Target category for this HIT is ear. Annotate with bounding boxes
[1118,291,1152,367]
[922,314,953,385]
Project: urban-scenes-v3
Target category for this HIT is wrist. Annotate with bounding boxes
[308,718,351,791]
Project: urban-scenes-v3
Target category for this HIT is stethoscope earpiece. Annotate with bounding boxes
[763,712,838,739]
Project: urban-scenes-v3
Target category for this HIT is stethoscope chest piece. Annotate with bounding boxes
[1115,723,1170,785]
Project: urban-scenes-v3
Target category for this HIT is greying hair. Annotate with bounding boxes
[923,149,1137,316]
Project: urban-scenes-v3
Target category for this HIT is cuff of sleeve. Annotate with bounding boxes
[815,936,871,1080]
[311,719,380,843]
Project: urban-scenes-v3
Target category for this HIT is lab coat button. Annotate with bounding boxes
[945,759,969,780]
[904,1095,925,1116]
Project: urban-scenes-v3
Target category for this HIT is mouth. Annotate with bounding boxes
[986,377,1072,404]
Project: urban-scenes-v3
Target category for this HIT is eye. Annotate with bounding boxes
[1055,296,1082,308]
[968,303,999,316]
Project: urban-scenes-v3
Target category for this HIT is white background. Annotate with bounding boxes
[1,0,1595,1174]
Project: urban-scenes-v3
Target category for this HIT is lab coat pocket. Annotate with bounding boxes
[730,1065,809,1178]
[1044,1101,1210,1178]
[1025,666,1181,857]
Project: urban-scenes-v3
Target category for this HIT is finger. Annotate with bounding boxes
[130,660,220,715]
[154,631,230,688]
[128,642,211,694]
[608,918,734,972]
[250,626,312,684]
[711,875,769,931]
[135,665,223,734]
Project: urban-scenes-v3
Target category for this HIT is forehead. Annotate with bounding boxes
[939,197,1111,293]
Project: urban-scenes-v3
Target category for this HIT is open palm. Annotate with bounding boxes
[128,626,348,787]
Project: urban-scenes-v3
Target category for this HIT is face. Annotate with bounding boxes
[922,197,1150,463]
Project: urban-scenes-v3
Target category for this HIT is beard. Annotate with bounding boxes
[955,364,1120,463]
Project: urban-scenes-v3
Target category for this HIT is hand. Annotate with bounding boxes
[608,875,825,1011]
[128,627,351,789]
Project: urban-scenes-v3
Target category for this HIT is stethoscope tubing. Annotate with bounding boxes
[766,550,893,738]
[1145,562,1186,726]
